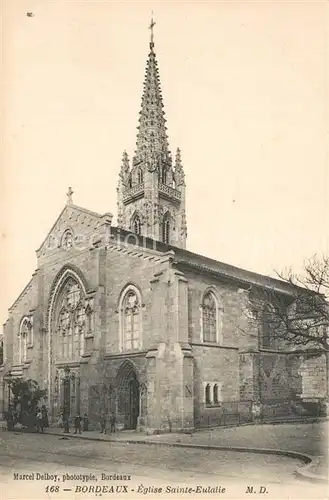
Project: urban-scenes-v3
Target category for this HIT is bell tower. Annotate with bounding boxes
[117,18,187,249]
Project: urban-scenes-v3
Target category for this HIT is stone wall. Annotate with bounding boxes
[299,352,327,400]
[182,268,257,350]
[2,210,327,429]
[102,245,172,354]
[181,267,258,428]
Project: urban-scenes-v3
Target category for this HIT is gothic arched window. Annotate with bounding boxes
[261,304,274,349]
[56,278,90,360]
[162,214,170,244]
[67,283,80,309]
[202,291,218,343]
[76,304,86,357]
[205,384,211,405]
[62,230,74,250]
[137,168,144,184]
[159,165,167,184]
[119,286,142,351]
[131,215,141,235]
[213,384,219,405]
[59,309,70,332]
[18,316,33,365]
[19,320,28,364]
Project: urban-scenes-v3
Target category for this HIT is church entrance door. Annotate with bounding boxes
[116,361,140,430]
[127,377,139,430]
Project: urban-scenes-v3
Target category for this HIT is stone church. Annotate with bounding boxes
[1,25,326,432]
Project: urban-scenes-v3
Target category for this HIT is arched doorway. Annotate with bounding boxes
[116,361,140,430]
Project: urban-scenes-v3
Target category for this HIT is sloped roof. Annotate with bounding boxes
[109,226,296,294]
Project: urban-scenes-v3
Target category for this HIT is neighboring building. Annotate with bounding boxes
[0,334,3,366]
[0,25,326,430]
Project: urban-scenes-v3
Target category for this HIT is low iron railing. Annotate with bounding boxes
[195,398,326,429]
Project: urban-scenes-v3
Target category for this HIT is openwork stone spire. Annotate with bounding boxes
[116,19,187,249]
[133,18,171,171]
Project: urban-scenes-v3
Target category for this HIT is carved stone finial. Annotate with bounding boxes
[121,151,130,172]
[175,148,182,168]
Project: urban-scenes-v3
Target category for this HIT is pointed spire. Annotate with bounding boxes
[121,150,130,173]
[133,17,171,171]
[174,148,185,186]
[116,20,187,249]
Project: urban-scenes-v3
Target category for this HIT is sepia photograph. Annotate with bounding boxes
[0,1,328,499]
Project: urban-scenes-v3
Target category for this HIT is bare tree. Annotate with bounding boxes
[249,255,329,399]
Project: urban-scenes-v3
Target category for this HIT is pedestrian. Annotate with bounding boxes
[83,413,89,432]
[36,409,44,433]
[100,412,107,434]
[109,412,116,433]
[6,408,14,432]
[13,409,19,426]
[251,400,262,424]
[42,405,49,428]
[63,411,70,433]
[58,412,64,429]
[74,414,82,434]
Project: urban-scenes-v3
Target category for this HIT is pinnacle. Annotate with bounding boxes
[175,148,184,171]
[121,150,130,172]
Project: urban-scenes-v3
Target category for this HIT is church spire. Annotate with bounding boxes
[133,16,171,171]
[117,20,187,249]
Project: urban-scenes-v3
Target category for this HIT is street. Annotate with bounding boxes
[0,432,325,500]
[0,431,302,482]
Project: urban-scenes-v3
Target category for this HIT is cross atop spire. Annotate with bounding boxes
[149,14,156,49]
[66,186,74,205]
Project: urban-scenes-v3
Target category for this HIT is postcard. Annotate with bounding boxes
[0,1,328,499]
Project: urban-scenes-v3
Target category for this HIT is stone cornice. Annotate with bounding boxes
[103,350,148,360]
[55,360,87,368]
[106,242,175,266]
[191,342,239,350]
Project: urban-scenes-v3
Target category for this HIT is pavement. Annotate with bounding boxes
[1,418,327,482]
[2,431,325,500]
[25,419,327,484]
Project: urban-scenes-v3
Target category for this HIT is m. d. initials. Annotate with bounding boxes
[245,485,268,494]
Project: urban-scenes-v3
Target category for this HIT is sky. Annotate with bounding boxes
[1,0,328,327]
